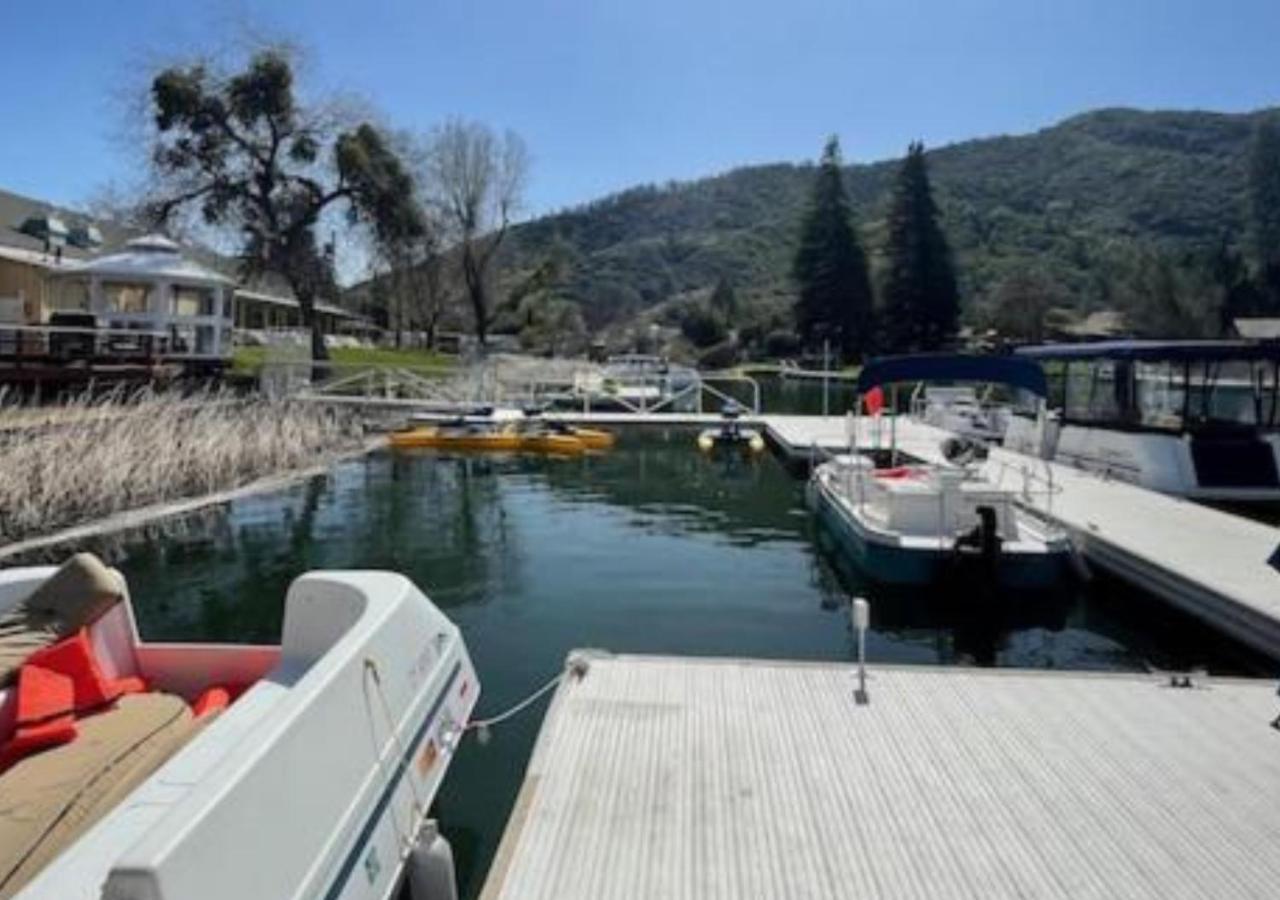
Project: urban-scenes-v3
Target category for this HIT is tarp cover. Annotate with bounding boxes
[856,354,1048,397]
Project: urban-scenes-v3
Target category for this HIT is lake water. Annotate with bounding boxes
[43,428,1271,897]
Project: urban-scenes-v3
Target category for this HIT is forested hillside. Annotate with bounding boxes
[496,107,1280,342]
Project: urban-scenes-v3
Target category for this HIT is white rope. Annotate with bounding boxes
[362,657,427,857]
[466,655,593,743]
[466,671,564,732]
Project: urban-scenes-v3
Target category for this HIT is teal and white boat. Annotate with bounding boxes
[809,354,1073,588]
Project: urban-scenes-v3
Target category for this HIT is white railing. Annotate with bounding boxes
[291,359,763,415]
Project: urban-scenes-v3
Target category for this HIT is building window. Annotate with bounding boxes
[50,280,90,312]
[104,282,152,314]
[172,286,215,317]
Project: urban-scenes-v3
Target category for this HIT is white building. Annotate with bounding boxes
[51,234,235,365]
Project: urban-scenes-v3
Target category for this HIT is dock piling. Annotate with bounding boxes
[852,596,870,705]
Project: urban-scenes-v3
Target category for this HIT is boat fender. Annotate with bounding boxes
[406,820,458,900]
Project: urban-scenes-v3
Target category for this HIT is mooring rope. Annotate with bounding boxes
[466,655,592,743]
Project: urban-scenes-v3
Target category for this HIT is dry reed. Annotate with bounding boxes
[0,387,362,545]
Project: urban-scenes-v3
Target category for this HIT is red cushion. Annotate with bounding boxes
[191,686,230,719]
[0,629,148,773]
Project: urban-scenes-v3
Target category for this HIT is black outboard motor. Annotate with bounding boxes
[954,505,1002,580]
[942,436,988,466]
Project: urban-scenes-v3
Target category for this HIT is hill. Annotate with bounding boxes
[494,107,1280,344]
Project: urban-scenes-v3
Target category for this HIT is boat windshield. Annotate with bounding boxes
[1045,356,1280,431]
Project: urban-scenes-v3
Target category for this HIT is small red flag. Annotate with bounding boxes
[864,386,885,416]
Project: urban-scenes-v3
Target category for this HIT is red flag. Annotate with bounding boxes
[864,386,885,416]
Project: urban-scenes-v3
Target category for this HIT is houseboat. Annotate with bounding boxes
[1009,341,1280,501]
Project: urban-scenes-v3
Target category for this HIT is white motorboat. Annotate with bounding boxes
[810,354,1074,587]
[0,555,477,900]
[1007,341,1280,502]
[809,454,1072,587]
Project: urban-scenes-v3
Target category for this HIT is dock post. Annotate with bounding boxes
[852,597,870,705]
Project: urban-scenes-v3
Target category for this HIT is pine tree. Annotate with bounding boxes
[791,136,874,360]
[1249,119,1280,269]
[879,142,959,352]
[1249,119,1280,313]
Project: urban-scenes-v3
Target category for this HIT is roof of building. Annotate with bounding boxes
[54,234,235,287]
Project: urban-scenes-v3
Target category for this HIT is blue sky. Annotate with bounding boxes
[2,0,1279,218]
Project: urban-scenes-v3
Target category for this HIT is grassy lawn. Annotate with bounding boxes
[232,345,456,374]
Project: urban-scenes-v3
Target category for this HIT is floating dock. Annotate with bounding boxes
[984,445,1280,659]
[482,653,1280,900]
[760,413,952,464]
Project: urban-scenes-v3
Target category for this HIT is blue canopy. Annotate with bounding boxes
[1016,340,1280,363]
[856,354,1048,397]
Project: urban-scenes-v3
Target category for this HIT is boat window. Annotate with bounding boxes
[1184,360,1279,428]
[1135,361,1185,430]
[1064,360,1126,423]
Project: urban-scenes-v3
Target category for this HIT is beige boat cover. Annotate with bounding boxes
[0,693,198,899]
[0,554,125,687]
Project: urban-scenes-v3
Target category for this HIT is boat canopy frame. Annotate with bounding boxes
[857,354,1048,397]
[1016,341,1280,432]
[1015,340,1280,364]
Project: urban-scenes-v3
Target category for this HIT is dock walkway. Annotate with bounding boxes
[482,653,1280,900]
[760,413,951,464]
[985,446,1280,657]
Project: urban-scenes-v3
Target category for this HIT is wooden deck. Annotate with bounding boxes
[482,653,1280,900]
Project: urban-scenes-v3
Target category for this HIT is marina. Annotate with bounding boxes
[4,433,1273,897]
[4,13,1280,898]
[482,653,1280,900]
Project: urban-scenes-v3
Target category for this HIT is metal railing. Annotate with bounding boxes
[291,359,763,415]
[985,455,1061,508]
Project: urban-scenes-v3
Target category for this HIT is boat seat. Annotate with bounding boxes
[0,693,198,899]
[0,555,125,688]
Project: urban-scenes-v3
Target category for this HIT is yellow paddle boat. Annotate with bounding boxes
[697,403,765,454]
[517,431,590,454]
[389,424,525,451]
[542,421,617,450]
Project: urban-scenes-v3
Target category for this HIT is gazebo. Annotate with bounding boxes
[53,234,235,365]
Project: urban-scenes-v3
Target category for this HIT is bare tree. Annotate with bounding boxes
[422,120,528,346]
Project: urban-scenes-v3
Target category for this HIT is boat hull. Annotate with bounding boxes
[809,476,1069,589]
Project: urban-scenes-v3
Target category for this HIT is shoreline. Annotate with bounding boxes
[0,437,385,563]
